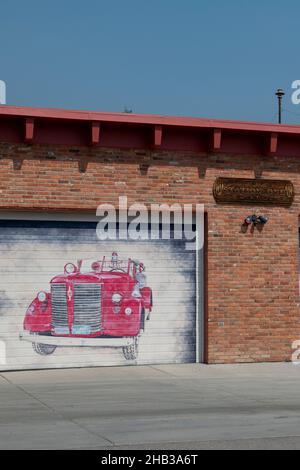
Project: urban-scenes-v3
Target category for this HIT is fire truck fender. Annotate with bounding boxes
[140,287,153,310]
[23,295,52,332]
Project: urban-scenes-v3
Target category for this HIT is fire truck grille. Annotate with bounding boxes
[73,283,102,334]
[51,283,69,332]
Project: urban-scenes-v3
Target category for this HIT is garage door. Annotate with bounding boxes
[0,218,203,371]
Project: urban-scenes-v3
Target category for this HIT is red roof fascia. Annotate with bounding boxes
[1,105,300,157]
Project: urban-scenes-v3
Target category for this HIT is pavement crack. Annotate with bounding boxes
[148,366,177,377]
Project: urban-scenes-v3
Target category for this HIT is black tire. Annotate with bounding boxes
[122,337,139,360]
[140,308,145,331]
[31,334,57,356]
[147,292,153,320]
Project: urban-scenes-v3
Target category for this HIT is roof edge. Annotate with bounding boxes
[0,104,300,135]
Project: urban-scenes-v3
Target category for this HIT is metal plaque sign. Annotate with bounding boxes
[213,177,294,206]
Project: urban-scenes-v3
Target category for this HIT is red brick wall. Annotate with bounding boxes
[0,142,299,363]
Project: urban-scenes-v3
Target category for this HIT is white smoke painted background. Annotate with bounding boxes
[0,223,196,371]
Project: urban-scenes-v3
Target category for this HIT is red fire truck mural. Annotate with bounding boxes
[20,253,153,360]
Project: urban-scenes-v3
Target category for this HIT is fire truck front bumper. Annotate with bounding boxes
[19,331,135,348]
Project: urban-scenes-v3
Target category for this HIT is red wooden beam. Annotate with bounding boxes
[211,128,222,152]
[91,121,100,146]
[268,132,278,155]
[25,117,34,143]
[154,125,162,147]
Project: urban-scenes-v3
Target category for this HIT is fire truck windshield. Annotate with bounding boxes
[78,258,130,274]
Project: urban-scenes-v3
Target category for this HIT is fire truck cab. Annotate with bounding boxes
[20,253,153,360]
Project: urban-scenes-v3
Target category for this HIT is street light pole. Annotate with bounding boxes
[275,88,285,124]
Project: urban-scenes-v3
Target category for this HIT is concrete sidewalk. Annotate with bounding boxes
[1,362,300,449]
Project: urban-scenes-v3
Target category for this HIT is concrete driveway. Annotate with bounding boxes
[1,362,300,449]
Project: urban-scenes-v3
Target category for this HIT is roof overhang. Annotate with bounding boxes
[1,105,300,157]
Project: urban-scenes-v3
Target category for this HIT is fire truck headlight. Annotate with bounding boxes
[91,261,101,271]
[125,307,132,316]
[64,263,77,274]
[27,304,35,314]
[37,291,47,302]
[112,293,122,303]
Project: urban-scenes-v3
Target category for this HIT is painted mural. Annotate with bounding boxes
[20,253,153,360]
[0,221,197,370]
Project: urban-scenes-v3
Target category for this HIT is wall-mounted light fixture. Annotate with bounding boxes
[244,215,254,225]
[243,214,269,227]
[257,215,268,225]
[242,214,269,232]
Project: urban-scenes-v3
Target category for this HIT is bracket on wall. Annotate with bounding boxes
[78,158,88,173]
[210,128,222,152]
[197,165,207,179]
[153,125,162,148]
[13,158,23,170]
[139,163,150,176]
[24,118,34,143]
[267,132,278,156]
[91,121,101,146]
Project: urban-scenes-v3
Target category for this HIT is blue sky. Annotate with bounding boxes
[1,0,300,123]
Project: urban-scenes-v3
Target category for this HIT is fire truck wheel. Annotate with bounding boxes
[32,342,57,355]
[140,308,145,331]
[122,337,139,360]
[31,338,57,356]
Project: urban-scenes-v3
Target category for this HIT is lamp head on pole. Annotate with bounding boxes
[275,88,285,99]
[275,88,285,124]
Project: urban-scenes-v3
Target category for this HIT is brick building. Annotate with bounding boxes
[0,105,299,370]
